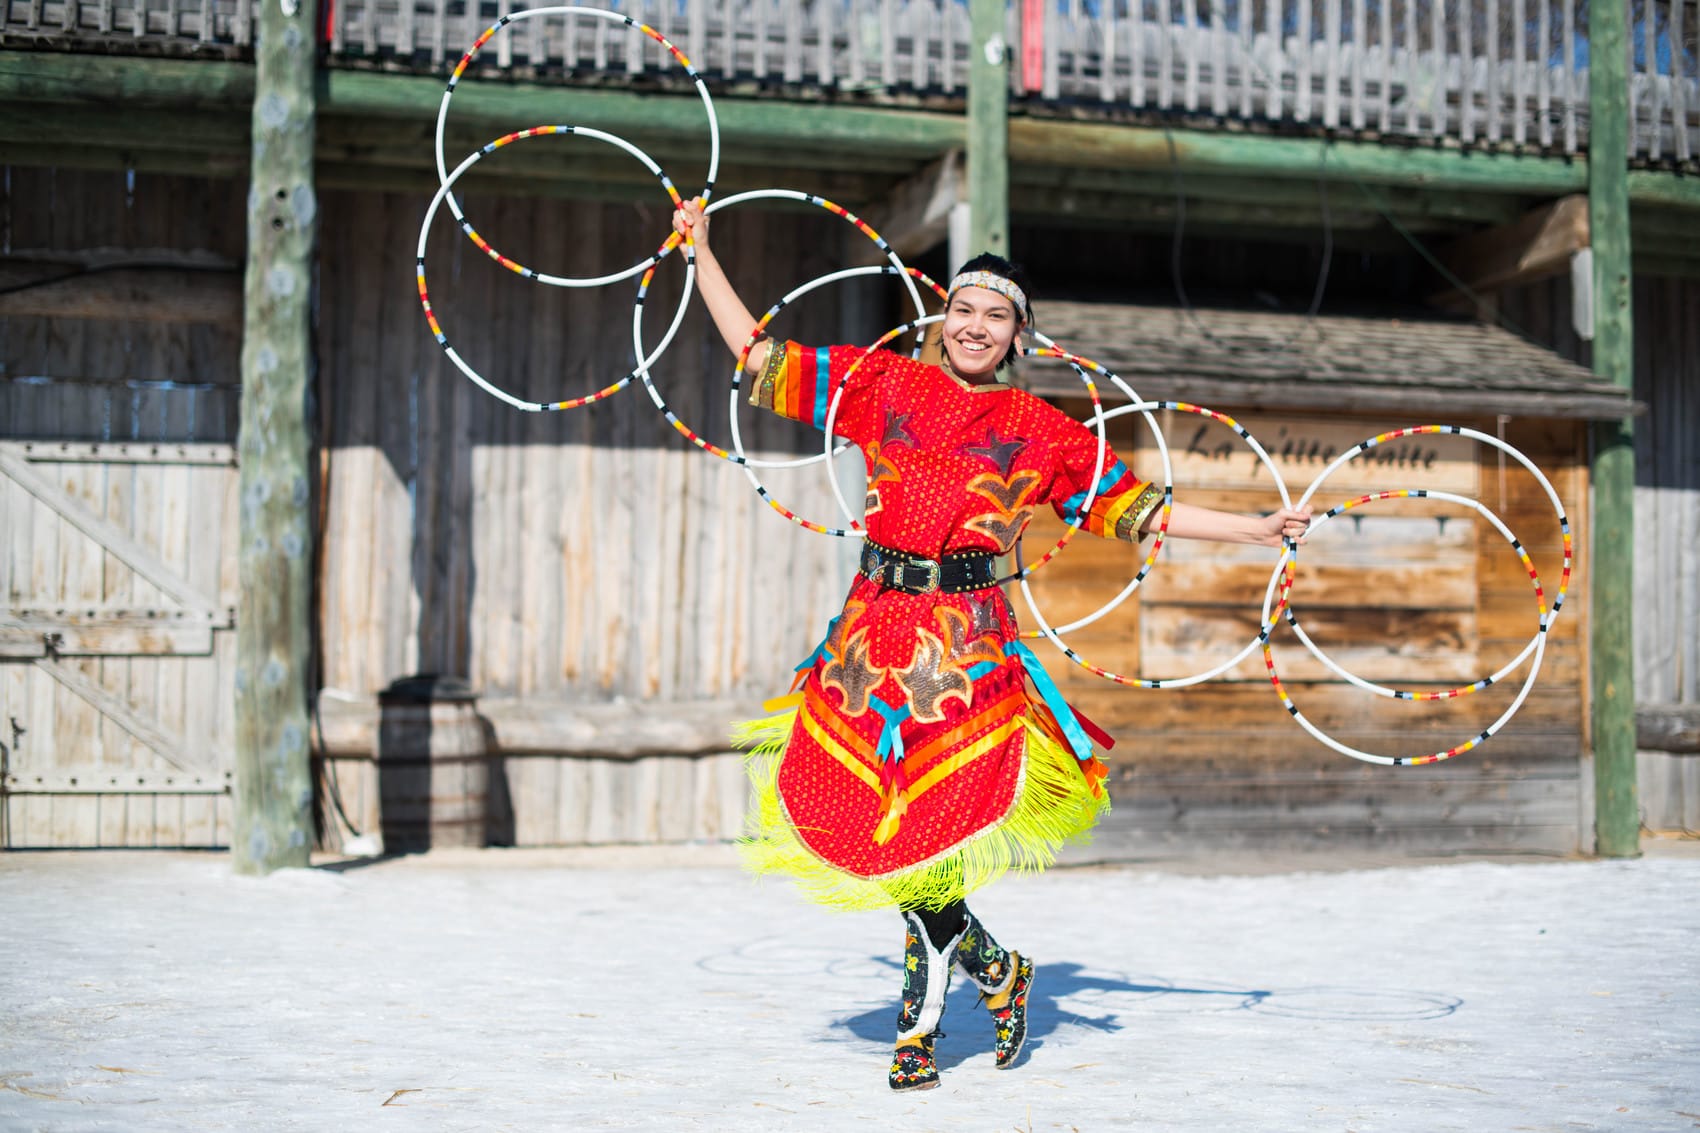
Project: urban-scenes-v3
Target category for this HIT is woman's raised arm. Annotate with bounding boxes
[673,200,771,374]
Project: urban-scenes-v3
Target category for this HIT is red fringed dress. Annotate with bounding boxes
[736,341,1163,911]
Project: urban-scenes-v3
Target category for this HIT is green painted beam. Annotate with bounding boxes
[324,70,965,164]
[232,2,317,874]
[1012,166,1528,225]
[1010,119,1700,210]
[0,49,254,106]
[1587,0,1639,859]
[967,0,1009,258]
[7,49,1700,213]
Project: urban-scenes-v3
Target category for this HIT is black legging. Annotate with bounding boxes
[906,900,970,951]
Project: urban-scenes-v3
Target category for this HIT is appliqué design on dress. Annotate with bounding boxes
[960,427,1029,476]
[820,627,886,716]
[892,628,973,724]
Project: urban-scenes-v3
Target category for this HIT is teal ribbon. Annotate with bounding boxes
[873,700,909,765]
[794,613,842,675]
[1006,639,1094,762]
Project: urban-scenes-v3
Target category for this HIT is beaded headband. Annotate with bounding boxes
[947,271,1028,323]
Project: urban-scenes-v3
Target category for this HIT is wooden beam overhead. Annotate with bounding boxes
[855,148,965,263]
[1433,194,1591,304]
[0,264,241,322]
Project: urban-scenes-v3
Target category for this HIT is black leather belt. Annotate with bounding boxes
[859,540,999,595]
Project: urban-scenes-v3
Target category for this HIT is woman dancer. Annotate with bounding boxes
[673,202,1309,1091]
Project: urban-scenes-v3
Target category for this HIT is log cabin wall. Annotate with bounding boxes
[1011,401,1591,857]
[1503,272,1700,834]
[3,165,1660,854]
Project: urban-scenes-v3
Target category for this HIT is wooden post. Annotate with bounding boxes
[967,0,1009,259]
[233,0,319,874]
[1587,0,1638,859]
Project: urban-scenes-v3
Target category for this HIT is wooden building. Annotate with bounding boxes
[1,0,1695,856]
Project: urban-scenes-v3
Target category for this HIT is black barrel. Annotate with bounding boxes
[376,675,488,852]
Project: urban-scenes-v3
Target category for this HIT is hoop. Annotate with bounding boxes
[717,272,945,540]
[1019,400,1293,688]
[1001,338,1170,589]
[629,189,931,480]
[434,5,720,288]
[416,126,694,413]
[1259,488,1550,766]
[1283,427,1573,699]
[731,265,945,472]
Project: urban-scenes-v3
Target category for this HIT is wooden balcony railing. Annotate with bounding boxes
[4,0,1696,163]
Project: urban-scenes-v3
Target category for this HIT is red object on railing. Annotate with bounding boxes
[1021,0,1044,93]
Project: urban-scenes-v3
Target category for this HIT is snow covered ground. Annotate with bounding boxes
[2,843,1697,1132]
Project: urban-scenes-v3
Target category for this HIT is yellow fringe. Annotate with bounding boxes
[733,707,1110,913]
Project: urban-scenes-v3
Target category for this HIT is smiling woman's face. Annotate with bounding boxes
[941,286,1021,381]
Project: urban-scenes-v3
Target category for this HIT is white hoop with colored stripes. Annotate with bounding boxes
[433,4,720,288]
[1280,425,1573,700]
[1258,487,1551,765]
[416,126,695,414]
[1020,400,1291,688]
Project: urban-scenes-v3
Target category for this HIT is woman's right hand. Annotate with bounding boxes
[672,198,709,251]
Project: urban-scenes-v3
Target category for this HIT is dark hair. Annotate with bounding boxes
[949,252,1034,369]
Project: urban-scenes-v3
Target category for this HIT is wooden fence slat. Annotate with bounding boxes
[817,0,833,87]
[1460,0,1475,143]
[1373,0,1387,131]
[1157,0,1173,108]
[1099,0,1116,103]
[1235,0,1251,120]
[1131,0,1146,108]
[1354,0,1368,130]
[1511,0,1526,145]
[1260,0,1276,120]
[1294,0,1311,122]
[1425,0,1441,137]
[623,0,640,75]
[1182,0,1198,111]
[847,0,865,86]
[1486,0,1501,141]
[1561,0,1576,151]
[1536,0,1550,147]
[783,0,801,83]
[1675,0,1690,162]
[878,0,893,86]
[1210,0,1226,116]
[1322,0,1340,130]
[398,0,416,58]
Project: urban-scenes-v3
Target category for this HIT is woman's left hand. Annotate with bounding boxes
[1256,505,1312,547]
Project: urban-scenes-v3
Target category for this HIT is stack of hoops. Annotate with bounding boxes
[417,5,1573,768]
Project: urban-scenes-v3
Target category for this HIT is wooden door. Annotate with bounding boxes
[0,440,240,847]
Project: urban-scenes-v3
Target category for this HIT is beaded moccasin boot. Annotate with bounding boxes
[985,953,1034,1069]
[889,910,961,1092]
[952,911,1033,1070]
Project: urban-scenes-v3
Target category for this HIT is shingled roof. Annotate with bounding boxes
[1017,302,1635,420]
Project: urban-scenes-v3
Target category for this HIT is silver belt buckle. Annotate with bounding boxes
[906,558,941,594]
